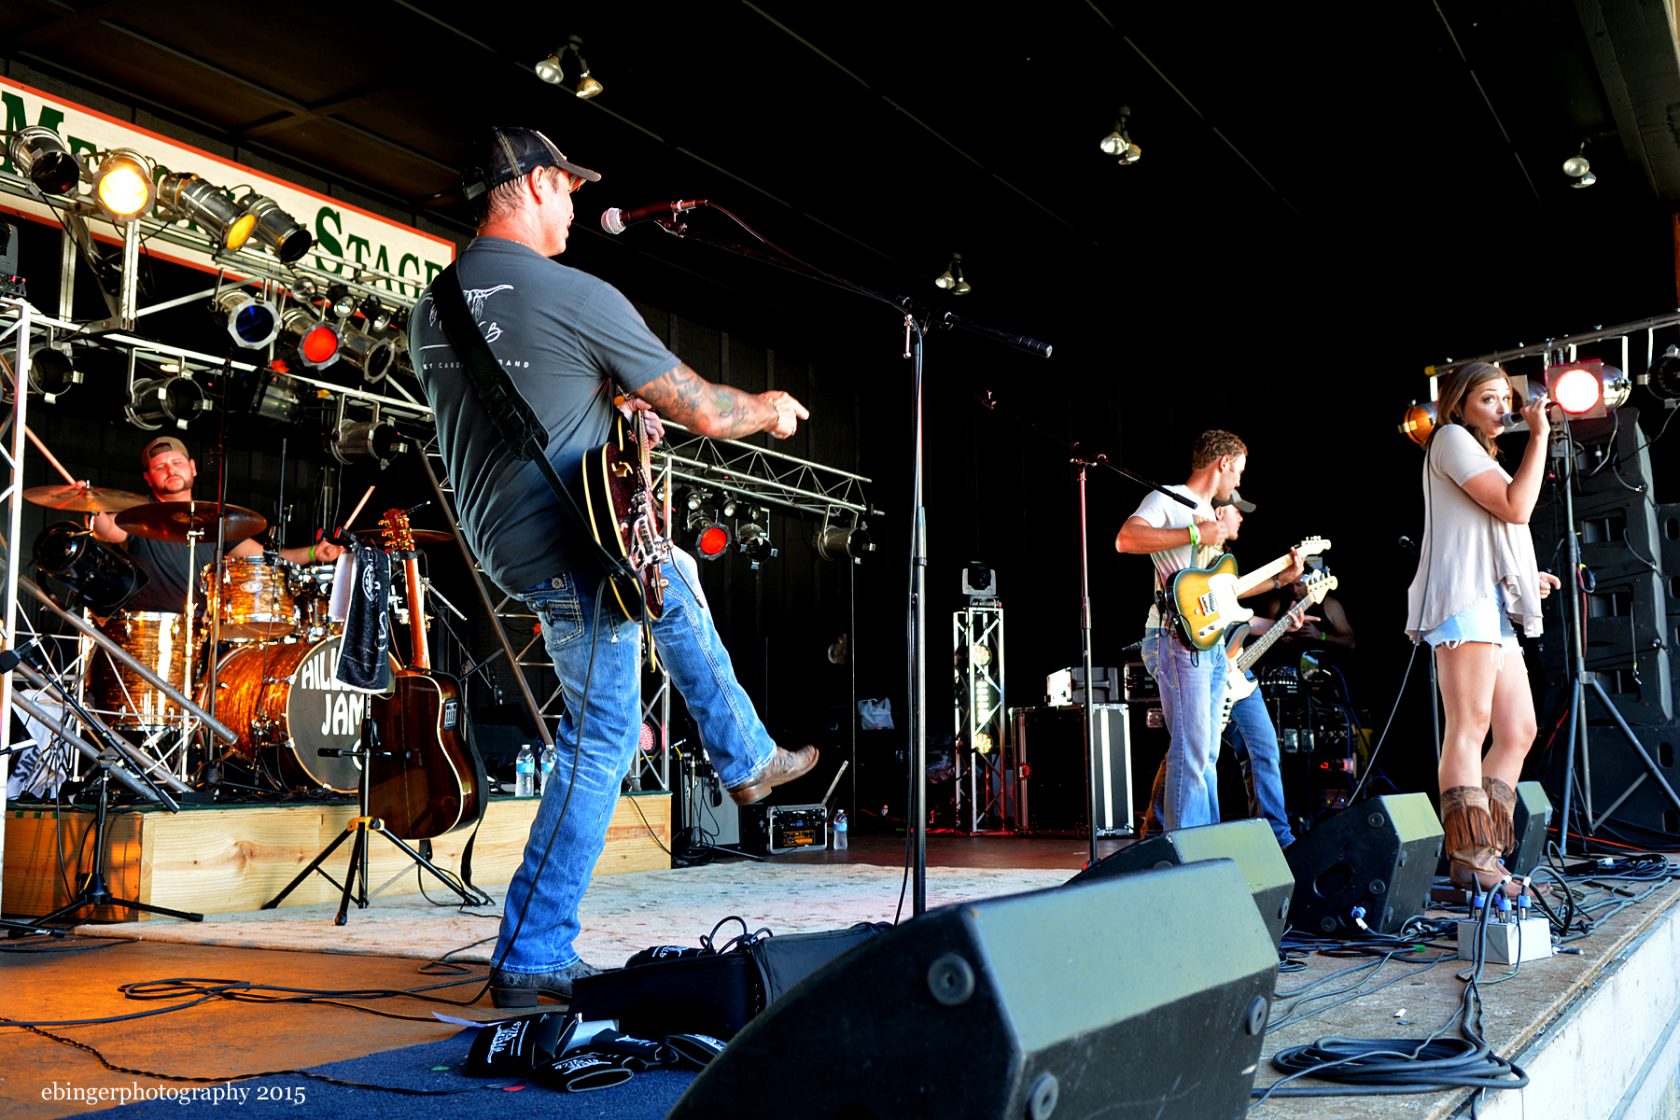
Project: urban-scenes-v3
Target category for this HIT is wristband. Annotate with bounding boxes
[1187,523,1200,551]
[307,543,317,563]
[1272,575,1280,591]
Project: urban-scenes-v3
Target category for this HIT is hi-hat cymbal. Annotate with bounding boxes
[23,483,150,513]
[115,501,268,545]
[353,527,454,546]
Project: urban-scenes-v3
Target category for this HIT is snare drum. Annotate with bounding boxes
[204,636,374,792]
[86,611,194,729]
[204,556,299,640]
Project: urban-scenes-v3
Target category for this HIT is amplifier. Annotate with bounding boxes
[1045,665,1121,706]
[738,803,828,855]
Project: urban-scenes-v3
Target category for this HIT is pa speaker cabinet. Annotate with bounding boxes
[668,860,1277,1120]
[1012,704,1134,836]
[1508,780,1552,876]
[1068,819,1293,948]
[1285,793,1443,935]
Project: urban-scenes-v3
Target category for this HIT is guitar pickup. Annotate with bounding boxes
[441,698,459,732]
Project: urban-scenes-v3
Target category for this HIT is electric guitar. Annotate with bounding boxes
[1166,535,1331,651]
[367,508,489,839]
[1215,570,1339,738]
[581,407,671,627]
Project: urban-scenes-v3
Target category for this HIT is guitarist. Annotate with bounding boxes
[412,127,817,1009]
[1116,430,1302,833]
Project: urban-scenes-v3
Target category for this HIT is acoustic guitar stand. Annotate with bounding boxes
[263,713,490,924]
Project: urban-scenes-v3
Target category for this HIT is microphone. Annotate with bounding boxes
[0,638,42,675]
[600,200,705,235]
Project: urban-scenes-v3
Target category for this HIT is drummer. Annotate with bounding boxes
[88,436,343,613]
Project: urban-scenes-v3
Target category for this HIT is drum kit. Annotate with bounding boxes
[25,481,450,796]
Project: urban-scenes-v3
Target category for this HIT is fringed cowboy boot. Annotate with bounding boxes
[1483,777,1517,857]
[1441,785,1523,897]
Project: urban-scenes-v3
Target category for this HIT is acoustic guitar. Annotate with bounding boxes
[367,508,488,839]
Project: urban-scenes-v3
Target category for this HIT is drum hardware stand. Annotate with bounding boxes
[262,709,490,923]
[5,655,203,928]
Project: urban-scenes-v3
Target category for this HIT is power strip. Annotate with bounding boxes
[1456,916,1553,965]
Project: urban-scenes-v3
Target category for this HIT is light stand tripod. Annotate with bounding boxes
[1551,416,1680,851]
[263,710,490,923]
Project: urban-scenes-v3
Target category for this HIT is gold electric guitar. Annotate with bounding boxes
[1215,570,1339,738]
[1167,535,1331,651]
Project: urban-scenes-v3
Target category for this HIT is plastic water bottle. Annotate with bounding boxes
[515,744,537,797]
[539,743,557,795]
[833,810,849,850]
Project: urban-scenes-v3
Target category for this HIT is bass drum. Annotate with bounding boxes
[206,636,379,793]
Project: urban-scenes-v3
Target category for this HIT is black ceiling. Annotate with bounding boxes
[5,0,1679,372]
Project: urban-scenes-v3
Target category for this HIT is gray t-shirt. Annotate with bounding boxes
[411,238,678,594]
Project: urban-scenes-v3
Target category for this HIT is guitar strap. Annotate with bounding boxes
[429,263,646,620]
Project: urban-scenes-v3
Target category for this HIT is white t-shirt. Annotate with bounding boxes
[1129,484,1218,631]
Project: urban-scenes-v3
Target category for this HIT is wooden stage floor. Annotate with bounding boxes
[1,831,1677,1120]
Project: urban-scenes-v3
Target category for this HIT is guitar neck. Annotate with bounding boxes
[1232,553,1293,597]
[1235,599,1303,673]
[404,555,430,670]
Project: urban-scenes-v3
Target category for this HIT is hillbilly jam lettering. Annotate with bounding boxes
[298,643,370,738]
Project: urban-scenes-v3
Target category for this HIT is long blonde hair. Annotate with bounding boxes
[1431,361,1508,458]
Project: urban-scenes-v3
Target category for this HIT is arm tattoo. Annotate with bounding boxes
[638,362,772,439]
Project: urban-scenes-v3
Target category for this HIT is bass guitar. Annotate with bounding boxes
[581,406,671,627]
[1167,535,1330,651]
[1215,570,1339,738]
[368,508,489,839]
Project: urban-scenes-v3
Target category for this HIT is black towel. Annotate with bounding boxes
[334,543,391,693]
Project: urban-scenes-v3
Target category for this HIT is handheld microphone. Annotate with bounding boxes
[600,200,705,235]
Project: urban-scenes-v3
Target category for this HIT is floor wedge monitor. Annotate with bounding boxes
[1067,818,1293,948]
[1284,792,1443,935]
[668,859,1278,1120]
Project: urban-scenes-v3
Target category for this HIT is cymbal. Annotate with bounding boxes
[23,483,149,513]
[115,500,268,545]
[354,527,454,546]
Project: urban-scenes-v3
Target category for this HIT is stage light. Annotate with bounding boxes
[214,289,281,349]
[1563,143,1596,189]
[240,369,301,424]
[91,149,154,221]
[813,521,874,562]
[126,376,211,431]
[8,126,81,195]
[686,507,732,560]
[325,283,357,319]
[737,508,776,566]
[240,195,313,263]
[282,307,342,369]
[359,297,394,332]
[1645,344,1680,404]
[157,171,257,251]
[337,328,398,383]
[934,253,970,295]
[1398,401,1436,447]
[28,343,81,402]
[1547,359,1630,419]
[1100,106,1142,164]
[535,47,566,84]
[329,419,410,466]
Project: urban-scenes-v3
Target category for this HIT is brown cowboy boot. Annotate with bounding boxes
[1441,785,1523,897]
[1483,777,1517,857]
[1137,758,1168,840]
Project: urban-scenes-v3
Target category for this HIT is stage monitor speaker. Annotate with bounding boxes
[1509,780,1552,876]
[1284,793,1443,935]
[668,860,1277,1120]
[1066,818,1293,948]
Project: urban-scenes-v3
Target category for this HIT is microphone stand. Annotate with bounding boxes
[619,205,1051,915]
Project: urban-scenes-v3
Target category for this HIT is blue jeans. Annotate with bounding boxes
[1141,627,1225,829]
[1225,682,1295,847]
[494,562,777,972]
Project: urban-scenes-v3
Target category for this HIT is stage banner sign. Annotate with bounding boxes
[0,75,453,300]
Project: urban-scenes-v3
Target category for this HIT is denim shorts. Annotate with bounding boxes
[1423,588,1519,649]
